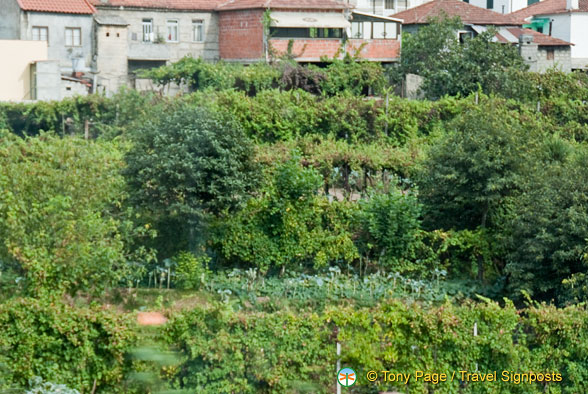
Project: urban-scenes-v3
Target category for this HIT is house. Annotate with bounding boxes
[391,0,573,71]
[351,0,530,18]
[0,40,49,101]
[1,0,96,74]
[511,0,588,69]
[216,0,402,63]
[351,0,429,15]
[90,0,223,92]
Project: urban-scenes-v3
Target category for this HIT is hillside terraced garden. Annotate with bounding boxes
[1,21,588,394]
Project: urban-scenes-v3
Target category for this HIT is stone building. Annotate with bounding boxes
[90,0,223,92]
[392,0,573,72]
[512,0,588,70]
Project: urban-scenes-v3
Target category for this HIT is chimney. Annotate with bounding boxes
[566,0,579,10]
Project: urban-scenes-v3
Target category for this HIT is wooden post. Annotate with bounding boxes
[336,342,341,394]
[84,119,89,140]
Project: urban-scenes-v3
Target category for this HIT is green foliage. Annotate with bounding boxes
[26,377,80,394]
[163,306,333,393]
[357,187,425,272]
[400,17,528,99]
[0,133,128,297]
[124,105,259,255]
[213,155,358,273]
[161,298,588,394]
[0,298,136,392]
[174,251,210,290]
[505,141,588,301]
[320,57,387,96]
[419,98,538,231]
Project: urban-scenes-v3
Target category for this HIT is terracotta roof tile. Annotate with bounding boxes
[511,0,588,20]
[90,0,224,11]
[500,27,573,45]
[390,0,521,25]
[216,0,349,11]
[17,0,96,14]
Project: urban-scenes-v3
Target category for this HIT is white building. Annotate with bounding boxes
[512,0,588,70]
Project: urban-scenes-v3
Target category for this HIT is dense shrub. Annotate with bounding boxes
[124,105,260,256]
[0,298,136,392]
[162,299,588,394]
[0,132,130,297]
[213,155,358,273]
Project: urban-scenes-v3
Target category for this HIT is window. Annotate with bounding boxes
[193,20,204,42]
[351,22,364,38]
[546,48,555,60]
[167,20,178,42]
[458,31,474,43]
[371,22,397,39]
[486,0,494,9]
[142,19,153,42]
[385,0,395,8]
[32,26,48,41]
[270,27,343,39]
[65,27,81,46]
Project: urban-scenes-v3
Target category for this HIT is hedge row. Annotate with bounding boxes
[162,299,588,394]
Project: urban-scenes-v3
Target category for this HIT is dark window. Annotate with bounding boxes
[459,31,473,44]
[487,0,494,8]
[537,26,543,33]
[128,60,167,74]
[546,48,555,60]
[269,27,343,39]
[463,0,469,3]
[385,0,395,8]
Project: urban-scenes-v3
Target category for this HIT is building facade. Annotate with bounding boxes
[512,0,588,70]
[217,0,401,63]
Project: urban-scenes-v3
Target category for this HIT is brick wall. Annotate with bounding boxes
[269,38,401,62]
[219,9,264,61]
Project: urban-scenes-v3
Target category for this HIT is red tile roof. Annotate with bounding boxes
[390,0,521,25]
[497,27,573,45]
[216,0,349,11]
[90,0,224,10]
[511,0,588,20]
[17,0,96,14]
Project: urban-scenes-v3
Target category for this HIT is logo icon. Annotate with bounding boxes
[338,367,357,387]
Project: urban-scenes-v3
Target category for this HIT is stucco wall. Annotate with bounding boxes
[0,0,21,39]
[19,12,94,73]
[354,0,432,15]
[468,0,527,14]
[570,13,588,69]
[95,8,219,62]
[95,24,129,94]
[0,40,48,101]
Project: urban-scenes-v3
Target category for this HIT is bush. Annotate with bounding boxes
[0,133,129,297]
[357,187,425,273]
[213,155,358,273]
[0,298,136,392]
[124,105,260,256]
[174,251,210,290]
[162,298,588,393]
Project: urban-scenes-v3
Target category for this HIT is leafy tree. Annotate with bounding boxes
[213,154,358,273]
[419,99,537,231]
[400,16,528,99]
[506,140,588,301]
[124,105,259,256]
[357,186,425,273]
[418,99,539,281]
[0,132,128,297]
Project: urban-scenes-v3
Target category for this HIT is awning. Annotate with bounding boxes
[270,12,351,29]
